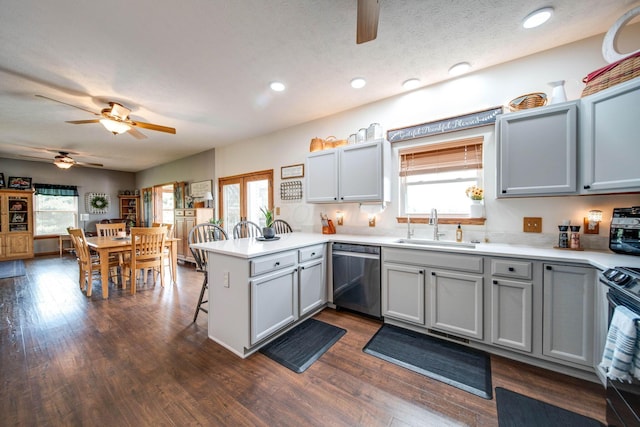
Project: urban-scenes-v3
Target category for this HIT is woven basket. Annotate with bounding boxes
[309,137,324,152]
[508,92,547,111]
[582,53,640,97]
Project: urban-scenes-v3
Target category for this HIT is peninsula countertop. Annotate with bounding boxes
[191,232,640,271]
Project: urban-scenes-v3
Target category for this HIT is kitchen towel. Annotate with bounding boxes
[600,305,640,382]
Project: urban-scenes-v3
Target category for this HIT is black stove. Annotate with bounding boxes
[601,266,640,426]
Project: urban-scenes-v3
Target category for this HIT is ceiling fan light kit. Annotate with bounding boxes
[54,157,74,169]
[99,118,131,135]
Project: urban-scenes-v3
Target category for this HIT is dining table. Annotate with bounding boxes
[86,235,179,299]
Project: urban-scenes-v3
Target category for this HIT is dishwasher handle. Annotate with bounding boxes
[332,250,380,260]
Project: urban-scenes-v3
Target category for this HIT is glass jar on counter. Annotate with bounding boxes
[356,128,367,143]
[348,133,357,144]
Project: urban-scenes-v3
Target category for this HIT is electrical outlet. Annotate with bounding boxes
[523,217,542,233]
[275,207,280,215]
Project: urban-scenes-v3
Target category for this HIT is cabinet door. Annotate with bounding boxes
[429,270,484,339]
[299,258,326,316]
[5,234,32,259]
[183,216,196,262]
[491,278,533,352]
[497,102,577,196]
[580,78,640,192]
[251,267,298,345]
[306,150,339,202]
[382,263,425,325]
[339,142,382,202]
[174,216,186,259]
[543,264,595,366]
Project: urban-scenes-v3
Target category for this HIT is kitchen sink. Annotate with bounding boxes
[394,238,477,249]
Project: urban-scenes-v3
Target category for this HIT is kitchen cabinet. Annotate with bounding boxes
[306,139,391,203]
[580,77,640,193]
[175,208,213,263]
[542,263,595,367]
[118,195,140,228]
[429,269,484,340]
[0,189,34,260]
[382,262,426,325]
[490,259,533,352]
[298,244,326,316]
[250,250,299,345]
[497,101,577,197]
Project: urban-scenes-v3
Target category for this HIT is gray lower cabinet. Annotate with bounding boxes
[298,244,326,316]
[490,258,534,352]
[250,266,298,345]
[382,262,426,325]
[429,269,484,339]
[542,263,595,367]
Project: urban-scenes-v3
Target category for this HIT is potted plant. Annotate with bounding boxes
[260,207,276,239]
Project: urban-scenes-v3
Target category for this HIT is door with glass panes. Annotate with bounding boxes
[218,170,273,236]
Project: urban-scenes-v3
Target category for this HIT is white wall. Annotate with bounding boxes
[136,149,215,190]
[214,26,640,248]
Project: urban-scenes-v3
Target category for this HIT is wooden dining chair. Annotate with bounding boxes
[272,219,293,234]
[96,222,127,271]
[152,222,175,278]
[188,223,228,322]
[121,226,167,294]
[232,220,262,239]
[67,227,120,297]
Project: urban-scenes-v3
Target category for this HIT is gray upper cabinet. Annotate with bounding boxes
[306,139,390,203]
[580,77,640,193]
[497,101,578,197]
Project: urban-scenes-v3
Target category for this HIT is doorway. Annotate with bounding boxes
[219,170,273,235]
[152,183,175,224]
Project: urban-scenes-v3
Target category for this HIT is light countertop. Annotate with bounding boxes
[191,232,640,271]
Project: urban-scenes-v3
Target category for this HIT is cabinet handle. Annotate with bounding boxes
[508,267,515,272]
[419,270,424,274]
[546,265,552,270]
[583,185,590,189]
[274,262,280,266]
[431,272,436,276]
[311,252,315,256]
[334,197,337,201]
[300,266,304,270]
[502,190,507,194]
[493,280,498,284]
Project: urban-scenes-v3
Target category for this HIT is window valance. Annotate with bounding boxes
[34,184,79,197]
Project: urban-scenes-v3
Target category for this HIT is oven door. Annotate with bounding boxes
[606,288,640,426]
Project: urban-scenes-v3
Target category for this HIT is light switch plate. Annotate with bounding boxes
[523,217,542,233]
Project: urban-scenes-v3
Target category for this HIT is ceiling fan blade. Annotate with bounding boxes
[127,127,148,140]
[66,119,101,124]
[130,121,176,134]
[35,94,100,116]
[76,161,104,168]
[19,154,49,162]
[356,0,379,44]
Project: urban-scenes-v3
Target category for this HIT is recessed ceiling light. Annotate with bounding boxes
[402,78,421,90]
[350,77,366,89]
[270,81,285,92]
[522,7,553,29]
[448,62,471,76]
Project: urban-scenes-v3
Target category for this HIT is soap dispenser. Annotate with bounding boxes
[456,224,463,243]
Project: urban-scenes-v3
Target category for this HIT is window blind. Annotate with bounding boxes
[399,137,483,176]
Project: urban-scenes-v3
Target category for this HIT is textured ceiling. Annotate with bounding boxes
[0,0,638,171]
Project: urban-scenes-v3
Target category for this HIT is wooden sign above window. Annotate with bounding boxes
[387,106,502,143]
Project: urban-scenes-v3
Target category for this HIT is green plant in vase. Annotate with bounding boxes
[259,207,276,239]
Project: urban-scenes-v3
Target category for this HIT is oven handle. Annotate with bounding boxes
[332,250,380,260]
[607,291,621,308]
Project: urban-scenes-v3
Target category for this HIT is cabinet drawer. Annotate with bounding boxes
[383,248,483,273]
[491,259,532,280]
[250,251,297,277]
[184,210,196,217]
[175,210,185,217]
[299,244,324,263]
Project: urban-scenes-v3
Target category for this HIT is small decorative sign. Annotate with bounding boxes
[387,106,503,143]
[280,181,303,200]
[190,180,212,198]
[281,164,304,179]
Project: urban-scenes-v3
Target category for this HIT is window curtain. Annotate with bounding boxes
[34,183,79,197]
[399,137,483,176]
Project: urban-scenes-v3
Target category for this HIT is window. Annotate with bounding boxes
[219,170,273,235]
[399,137,483,217]
[34,184,79,235]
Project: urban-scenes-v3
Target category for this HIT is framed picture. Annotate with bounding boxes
[190,180,212,198]
[0,173,4,188]
[8,176,32,190]
[281,164,304,179]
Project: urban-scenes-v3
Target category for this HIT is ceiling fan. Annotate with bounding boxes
[20,150,103,169]
[357,0,380,44]
[35,94,176,139]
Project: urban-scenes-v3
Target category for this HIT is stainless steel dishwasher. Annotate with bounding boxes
[332,242,381,318]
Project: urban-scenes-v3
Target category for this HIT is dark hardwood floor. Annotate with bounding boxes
[1,255,606,426]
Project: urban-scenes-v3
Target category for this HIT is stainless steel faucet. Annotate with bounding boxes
[429,208,439,240]
[406,213,413,239]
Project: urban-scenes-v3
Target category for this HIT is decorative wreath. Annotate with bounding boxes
[86,192,110,214]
